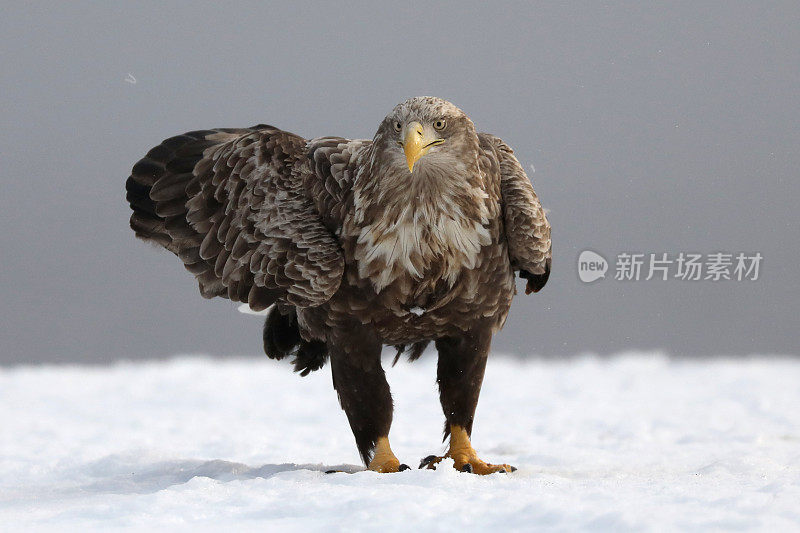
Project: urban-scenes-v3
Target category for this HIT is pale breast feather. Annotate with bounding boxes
[349,155,493,293]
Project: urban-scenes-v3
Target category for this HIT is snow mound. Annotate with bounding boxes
[1,354,798,530]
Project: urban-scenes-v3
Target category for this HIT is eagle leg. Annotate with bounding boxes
[423,327,516,474]
[330,327,405,473]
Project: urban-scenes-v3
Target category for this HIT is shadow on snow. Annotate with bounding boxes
[76,455,364,494]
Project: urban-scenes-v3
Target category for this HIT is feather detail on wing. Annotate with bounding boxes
[125,126,345,310]
[304,136,372,233]
[479,134,552,293]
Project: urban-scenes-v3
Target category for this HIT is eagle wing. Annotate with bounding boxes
[126,126,358,310]
[480,134,552,293]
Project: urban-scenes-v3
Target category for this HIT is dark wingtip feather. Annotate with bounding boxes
[521,257,551,294]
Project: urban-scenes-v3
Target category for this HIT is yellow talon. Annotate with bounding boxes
[368,436,402,473]
[422,425,516,475]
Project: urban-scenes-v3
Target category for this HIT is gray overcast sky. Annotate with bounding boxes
[1,2,798,364]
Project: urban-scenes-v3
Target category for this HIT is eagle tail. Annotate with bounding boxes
[263,306,328,376]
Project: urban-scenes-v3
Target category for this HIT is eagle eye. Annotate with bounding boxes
[433,119,446,131]
[393,121,402,132]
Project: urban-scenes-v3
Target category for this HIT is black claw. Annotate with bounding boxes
[460,463,474,473]
[398,464,410,472]
[419,455,438,469]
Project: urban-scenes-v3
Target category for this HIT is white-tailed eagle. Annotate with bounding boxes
[126,96,551,474]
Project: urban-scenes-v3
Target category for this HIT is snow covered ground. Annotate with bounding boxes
[1,353,799,531]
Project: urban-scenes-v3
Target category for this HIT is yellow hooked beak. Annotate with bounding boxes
[401,121,443,173]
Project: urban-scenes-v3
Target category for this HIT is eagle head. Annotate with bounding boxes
[374,96,480,175]
[351,97,492,293]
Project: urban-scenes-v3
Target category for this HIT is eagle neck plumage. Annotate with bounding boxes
[347,141,492,295]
